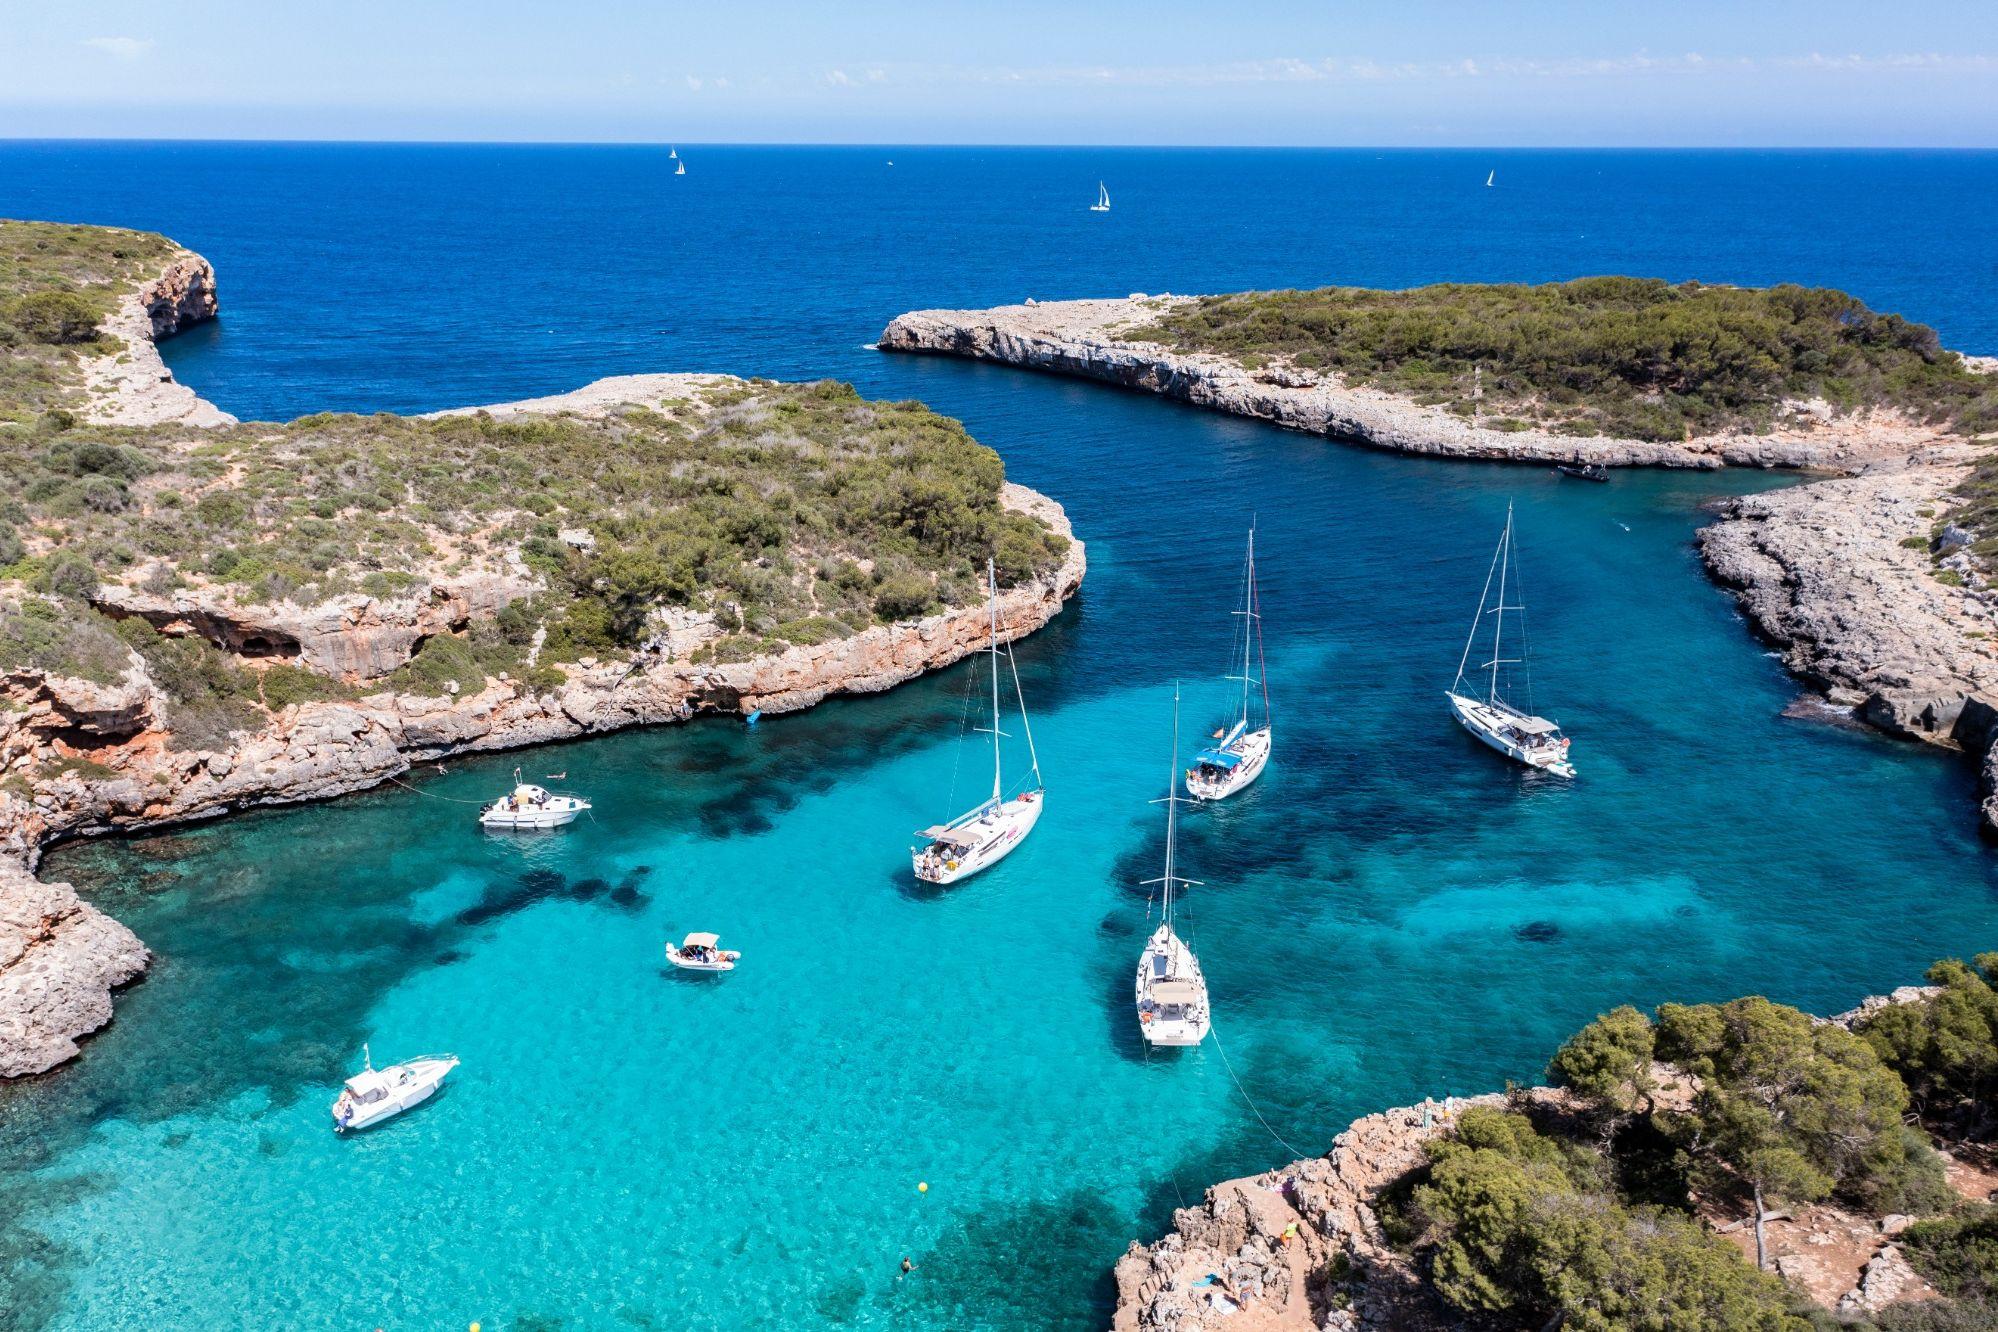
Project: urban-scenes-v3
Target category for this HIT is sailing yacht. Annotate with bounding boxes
[912,561,1044,885]
[1187,526,1272,801]
[1445,503,1576,778]
[1090,181,1111,213]
[1486,170,1495,187]
[1137,687,1210,1047]
[669,146,678,159]
[675,159,686,176]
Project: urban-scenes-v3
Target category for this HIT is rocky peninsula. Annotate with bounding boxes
[0,225,1084,1077]
[880,293,1969,471]
[885,288,1998,834]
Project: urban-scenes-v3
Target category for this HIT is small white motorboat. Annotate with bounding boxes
[1137,688,1211,1048]
[666,932,739,972]
[1446,502,1576,779]
[1186,525,1273,802]
[479,768,590,829]
[332,1046,458,1132]
[912,560,1046,886]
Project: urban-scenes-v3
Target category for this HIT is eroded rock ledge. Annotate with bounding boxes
[880,296,1955,471]
[1699,445,1998,833]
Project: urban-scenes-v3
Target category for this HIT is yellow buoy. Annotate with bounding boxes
[470,1323,481,1332]
[918,1181,929,1193]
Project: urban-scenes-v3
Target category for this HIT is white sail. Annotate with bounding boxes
[1486,170,1495,187]
[1446,503,1576,777]
[1090,181,1111,212]
[912,561,1044,884]
[1187,525,1272,801]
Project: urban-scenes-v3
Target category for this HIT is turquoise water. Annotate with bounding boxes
[0,146,1995,1330]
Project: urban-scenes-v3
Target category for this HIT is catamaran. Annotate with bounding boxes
[1187,525,1272,801]
[912,561,1044,885]
[1137,687,1210,1047]
[1446,502,1576,778]
[1090,181,1111,212]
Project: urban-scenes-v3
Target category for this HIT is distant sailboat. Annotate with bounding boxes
[675,159,686,176]
[1445,503,1576,778]
[669,146,678,160]
[912,561,1044,885]
[1485,170,1495,188]
[1186,525,1272,801]
[1136,686,1210,1048]
[1090,181,1111,213]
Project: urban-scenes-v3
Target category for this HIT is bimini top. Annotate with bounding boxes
[1508,715,1562,736]
[682,932,720,950]
[1191,748,1243,770]
[918,825,982,848]
[1149,980,1205,1006]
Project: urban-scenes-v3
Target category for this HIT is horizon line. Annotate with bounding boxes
[3,136,1996,152]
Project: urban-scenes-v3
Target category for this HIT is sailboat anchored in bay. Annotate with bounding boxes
[912,561,1045,885]
[1137,685,1210,1047]
[1446,502,1576,778]
[1186,525,1272,801]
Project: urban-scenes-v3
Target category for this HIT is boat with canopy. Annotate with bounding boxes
[665,931,739,972]
[1186,524,1272,801]
[1137,686,1211,1047]
[1445,502,1576,778]
[331,1045,458,1132]
[912,561,1044,885]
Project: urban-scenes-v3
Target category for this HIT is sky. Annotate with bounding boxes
[1,0,1994,146]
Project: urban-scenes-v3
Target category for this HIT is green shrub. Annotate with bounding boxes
[10,291,102,345]
[872,571,937,620]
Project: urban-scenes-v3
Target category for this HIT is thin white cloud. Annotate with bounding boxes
[685,75,703,91]
[82,36,153,62]
[824,69,855,88]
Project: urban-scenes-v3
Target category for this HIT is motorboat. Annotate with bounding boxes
[332,1046,458,1132]
[479,769,590,829]
[666,932,739,972]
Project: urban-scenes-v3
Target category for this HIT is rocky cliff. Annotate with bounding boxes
[0,248,1088,1079]
[880,297,1954,472]
[1700,444,1998,833]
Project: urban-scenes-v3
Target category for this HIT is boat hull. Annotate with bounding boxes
[1446,693,1576,778]
[1135,924,1211,1047]
[912,792,1044,885]
[332,1057,458,1132]
[479,798,588,830]
[1185,727,1271,801]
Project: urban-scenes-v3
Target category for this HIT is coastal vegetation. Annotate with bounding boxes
[1379,957,1998,1330]
[0,220,1069,710]
[1145,279,1998,443]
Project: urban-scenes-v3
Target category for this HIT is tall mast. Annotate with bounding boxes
[988,558,1002,804]
[1163,684,1182,926]
[1240,528,1255,728]
[1489,503,1512,705]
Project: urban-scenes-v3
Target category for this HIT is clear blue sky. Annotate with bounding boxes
[3,0,1993,146]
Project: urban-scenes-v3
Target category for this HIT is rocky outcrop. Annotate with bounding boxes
[0,483,1084,1075]
[881,297,1955,471]
[78,248,234,429]
[1699,445,1998,833]
[0,859,147,1078]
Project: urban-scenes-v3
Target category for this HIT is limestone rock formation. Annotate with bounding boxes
[881,297,1955,471]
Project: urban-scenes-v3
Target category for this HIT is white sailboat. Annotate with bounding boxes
[912,561,1044,885]
[1187,525,1272,801]
[669,146,678,160]
[675,159,686,176]
[1485,170,1495,187]
[1137,687,1210,1047]
[1090,181,1111,213]
[1445,502,1576,778]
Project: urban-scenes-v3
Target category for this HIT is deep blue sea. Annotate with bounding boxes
[2,144,1996,1332]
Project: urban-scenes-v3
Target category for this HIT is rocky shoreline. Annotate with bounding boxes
[879,296,1956,471]
[1699,445,1998,834]
[1112,987,1964,1332]
[0,259,1086,1078]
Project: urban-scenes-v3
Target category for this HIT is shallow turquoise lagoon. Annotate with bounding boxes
[1,145,1995,1329]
